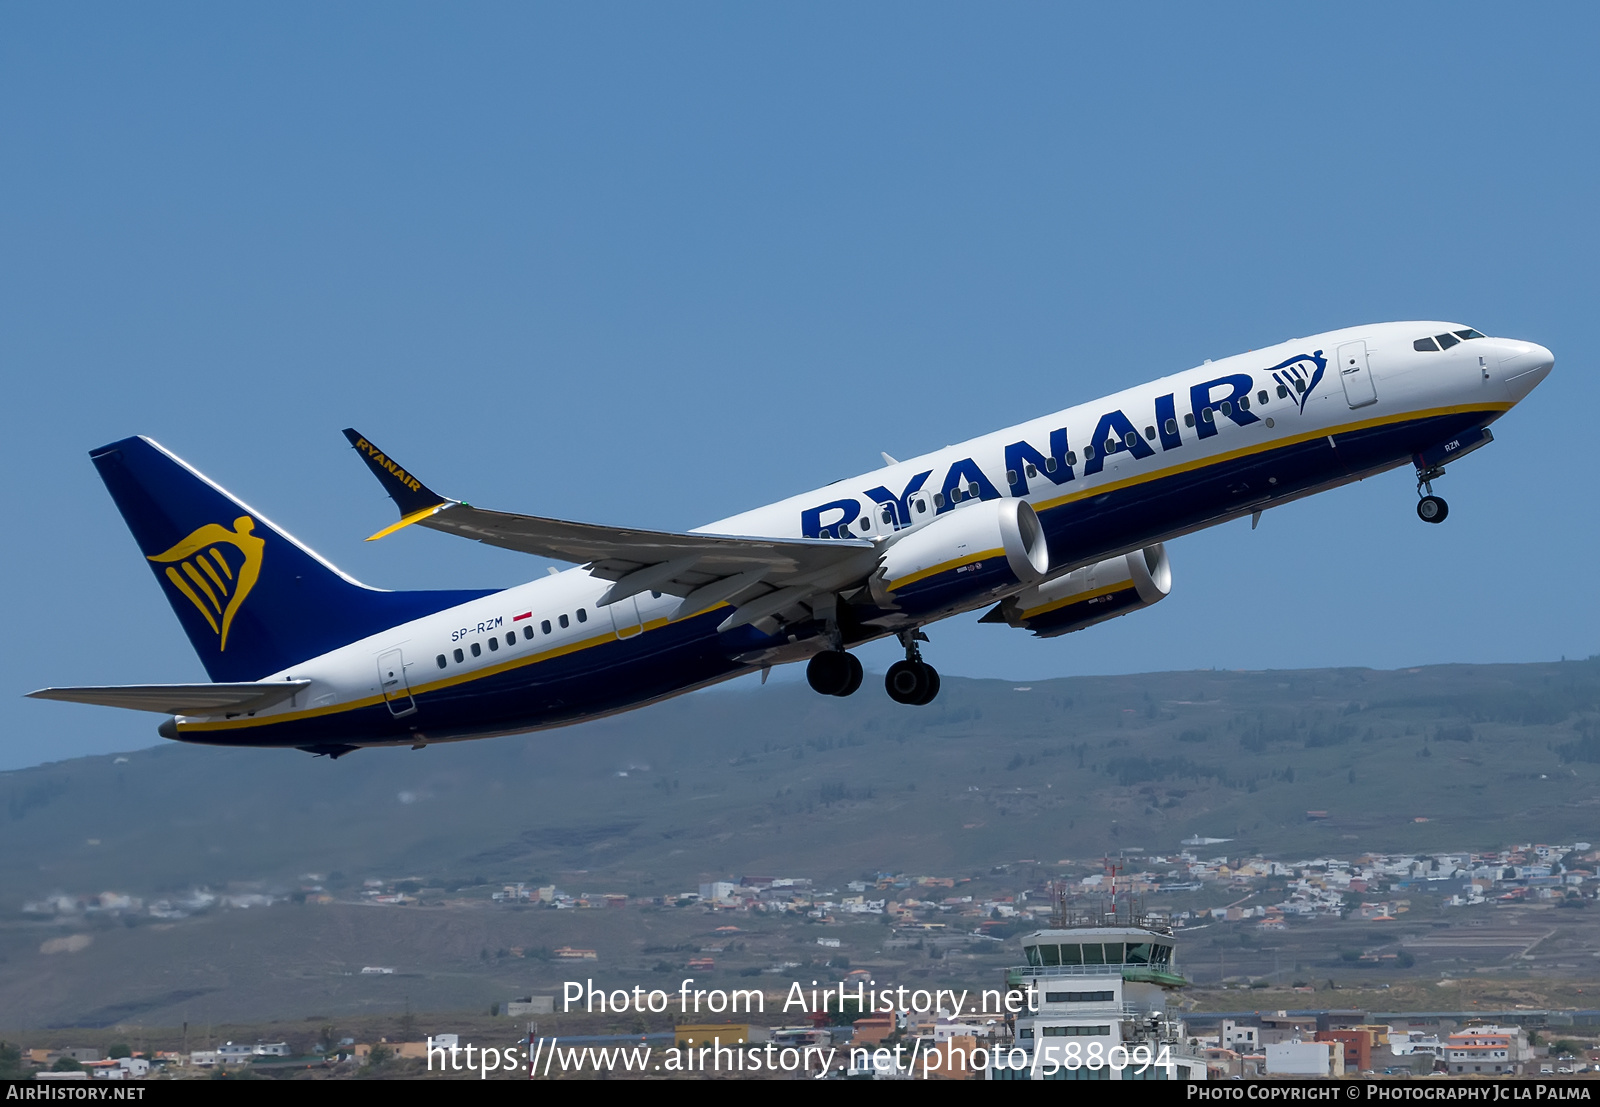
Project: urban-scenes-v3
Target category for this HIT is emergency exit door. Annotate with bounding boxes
[609,595,643,639]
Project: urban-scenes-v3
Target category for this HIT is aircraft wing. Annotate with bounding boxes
[342,430,877,626]
[27,681,312,715]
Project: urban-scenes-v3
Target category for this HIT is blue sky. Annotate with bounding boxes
[3,6,1595,769]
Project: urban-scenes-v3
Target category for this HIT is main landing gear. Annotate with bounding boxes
[1415,465,1449,525]
[806,649,863,697]
[885,628,941,706]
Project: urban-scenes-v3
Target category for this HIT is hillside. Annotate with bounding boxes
[5,658,1600,1028]
[7,660,1600,899]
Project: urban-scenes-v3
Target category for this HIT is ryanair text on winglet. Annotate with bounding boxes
[353,437,424,494]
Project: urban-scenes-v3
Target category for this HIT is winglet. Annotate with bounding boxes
[341,429,454,540]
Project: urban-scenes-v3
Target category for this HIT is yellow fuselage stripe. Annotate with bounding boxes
[1032,402,1509,515]
[179,614,679,732]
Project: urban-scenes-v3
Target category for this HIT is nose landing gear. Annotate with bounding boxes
[1415,465,1449,525]
[885,628,941,706]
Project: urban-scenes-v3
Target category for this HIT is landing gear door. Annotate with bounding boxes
[1337,340,1377,409]
[377,648,417,718]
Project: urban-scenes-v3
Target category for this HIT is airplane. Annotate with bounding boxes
[29,321,1553,759]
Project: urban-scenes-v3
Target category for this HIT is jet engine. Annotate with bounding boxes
[869,498,1049,612]
[981,543,1171,637]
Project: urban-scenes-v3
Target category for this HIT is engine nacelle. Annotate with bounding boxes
[981,543,1171,638]
[870,498,1049,614]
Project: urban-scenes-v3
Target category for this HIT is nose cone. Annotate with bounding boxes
[1501,341,1554,402]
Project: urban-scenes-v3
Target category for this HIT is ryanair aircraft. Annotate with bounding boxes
[30,322,1553,758]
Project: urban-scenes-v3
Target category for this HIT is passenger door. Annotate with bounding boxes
[377,648,417,717]
[1336,340,1378,408]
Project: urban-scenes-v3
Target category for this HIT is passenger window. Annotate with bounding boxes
[436,654,447,669]
[559,614,570,629]
[523,625,534,640]
[1083,444,1095,460]
[1258,390,1269,405]
[1063,453,1075,467]
[1220,401,1232,416]
[1123,431,1137,448]
[577,609,587,623]
[453,648,464,663]
[1025,463,1037,478]
[651,590,661,598]
[1144,425,1156,439]
[880,507,893,525]
[541,620,552,634]
[915,499,927,513]
[489,637,499,652]
[1414,337,1440,351]
[1044,457,1057,472]
[506,633,516,647]
[857,518,870,532]
[1202,407,1214,423]
[1184,413,1195,428]
[1105,438,1117,453]
[1165,418,1178,435]
[1006,469,1017,485]
[1294,379,1305,392]
[471,642,482,657]
[1436,332,1460,350]
[932,493,945,509]
[1237,396,1249,411]
[1277,384,1289,398]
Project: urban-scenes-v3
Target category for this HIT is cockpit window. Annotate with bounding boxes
[1417,328,1486,351]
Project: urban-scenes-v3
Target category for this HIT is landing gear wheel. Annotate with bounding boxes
[1417,495,1449,524]
[886,660,940,705]
[836,652,863,697]
[806,650,862,697]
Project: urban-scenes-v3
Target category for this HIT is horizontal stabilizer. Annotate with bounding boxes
[27,680,311,716]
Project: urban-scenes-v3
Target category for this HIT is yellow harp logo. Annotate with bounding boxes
[148,516,265,651]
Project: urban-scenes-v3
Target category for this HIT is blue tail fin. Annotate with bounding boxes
[91,436,496,682]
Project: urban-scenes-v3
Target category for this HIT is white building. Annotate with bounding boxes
[1222,1019,1259,1052]
[1446,1026,1528,1076]
[1266,1040,1344,1077]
